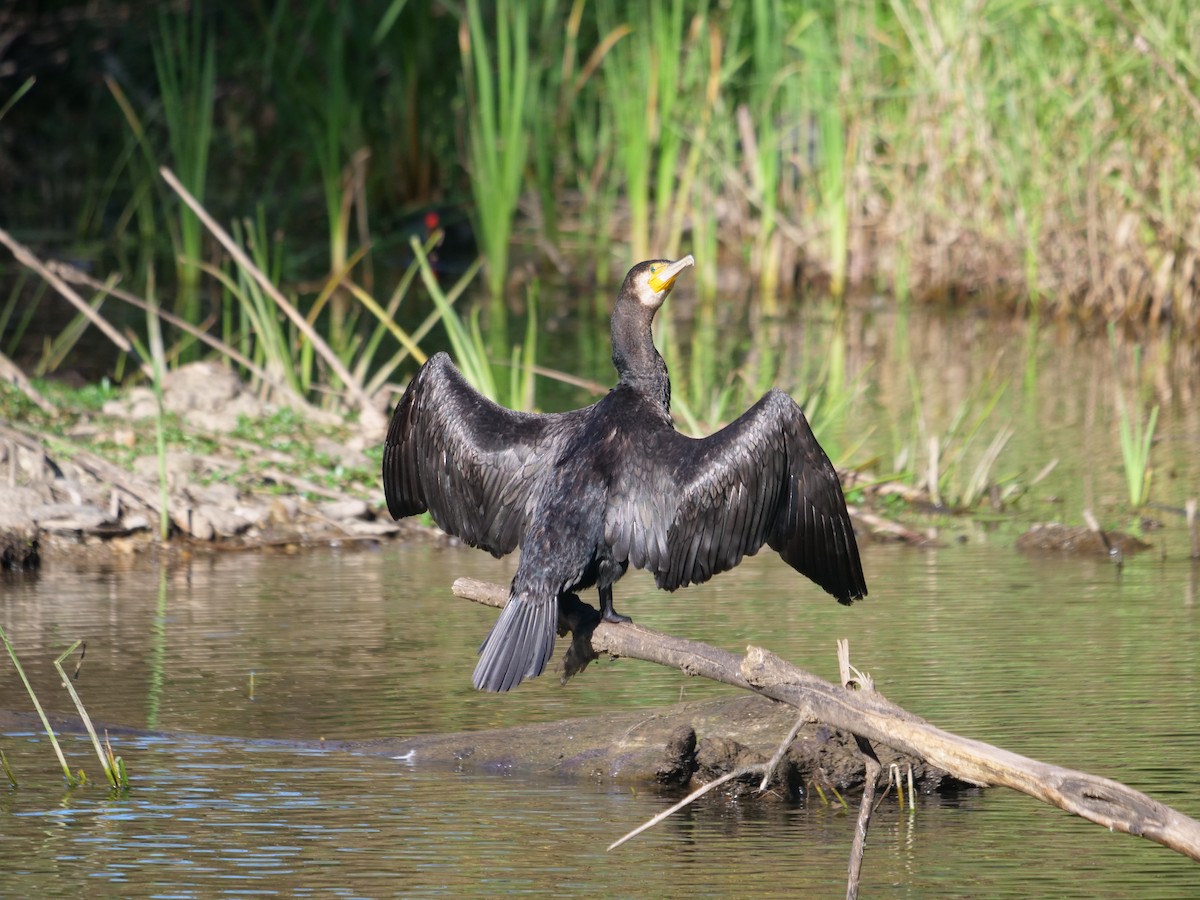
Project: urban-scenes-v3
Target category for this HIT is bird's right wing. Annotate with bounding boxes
[383,353,580,557]
[621,389,866,603]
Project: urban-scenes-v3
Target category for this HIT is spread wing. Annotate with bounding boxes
[382,353,582,557]
[608,389,867,603]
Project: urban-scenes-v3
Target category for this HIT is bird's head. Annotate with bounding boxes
[621,255,695,312]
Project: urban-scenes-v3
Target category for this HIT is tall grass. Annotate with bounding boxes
[793,12,848,299]
[152,4,215,337]
[10,0,1200,421]
[461,0,533,301]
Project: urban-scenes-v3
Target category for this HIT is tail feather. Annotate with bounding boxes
[473,593,557,692]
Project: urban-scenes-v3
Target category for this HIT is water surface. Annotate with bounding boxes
[3,300,1200,895]
[2,538,1198,897]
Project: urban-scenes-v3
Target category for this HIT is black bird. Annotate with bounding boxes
[383,256,867,692]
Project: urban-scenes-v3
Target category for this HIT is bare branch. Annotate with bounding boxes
[452,577,1200,863]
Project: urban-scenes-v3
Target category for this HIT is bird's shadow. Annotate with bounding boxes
[556,592,603,683]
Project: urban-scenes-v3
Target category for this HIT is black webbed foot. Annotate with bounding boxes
[556,592,599,637]
[555,592,602,683]
[599,585,632,624]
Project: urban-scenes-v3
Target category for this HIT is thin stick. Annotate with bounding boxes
[758,715,810,791]
[159,167,369,412]
[0,228,150,376]
[612,712,811,851]
[454,577,1200,863]
[608,765,753,851]
[0,350,55,413]
[847,736,882,900]
[839,639,880,900]
[1083,508,1121,566]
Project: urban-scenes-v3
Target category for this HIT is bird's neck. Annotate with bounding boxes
[611,301,671,412]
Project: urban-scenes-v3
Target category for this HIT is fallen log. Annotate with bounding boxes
[343,691,950,800]
[452,576,1200,864]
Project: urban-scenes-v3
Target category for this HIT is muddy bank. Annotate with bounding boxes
[1,359,1172,573]
[0,361,413,568]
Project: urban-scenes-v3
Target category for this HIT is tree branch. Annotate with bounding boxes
[452,576,1200,863]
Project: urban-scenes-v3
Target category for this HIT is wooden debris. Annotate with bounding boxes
[452,576,1200,864]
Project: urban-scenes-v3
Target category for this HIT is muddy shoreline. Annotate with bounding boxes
[2,360,1153,574]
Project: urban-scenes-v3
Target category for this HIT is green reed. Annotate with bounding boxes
[152,4,215,337]
[0,74,34,122]
[598,0,713,262]
[13,0,1200,402]
[411,236,535,411]
[1,624,81,786]
[462,0,533,301]
[307,10,368,353]
[1,748,16,789]
[740,0,787,299]
[600,2,653,261]
[1108,324,1159,511]
[53,642,129,791]
[125,269,172,540]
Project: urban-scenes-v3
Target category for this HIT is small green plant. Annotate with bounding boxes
[1109,323,1159,510]
[54,642,130,791]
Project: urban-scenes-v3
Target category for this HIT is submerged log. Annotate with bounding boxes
[345,692,957,800]
[452,577,1200,864]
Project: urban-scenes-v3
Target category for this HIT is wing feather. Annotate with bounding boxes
[382,353,582,557]
[615,389,866,603]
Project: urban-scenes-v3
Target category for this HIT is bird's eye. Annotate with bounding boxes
[649,265,657,273]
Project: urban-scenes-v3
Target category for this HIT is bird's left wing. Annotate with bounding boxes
[383,353,582,557]
[616,389,866,603]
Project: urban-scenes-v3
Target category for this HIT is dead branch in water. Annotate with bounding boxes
[452,577,1200,864]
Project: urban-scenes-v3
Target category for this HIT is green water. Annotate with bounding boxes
[1,538,1198,897]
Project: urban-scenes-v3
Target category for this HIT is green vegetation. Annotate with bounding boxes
[462,0,534,302]
[8,1,1200,339]
[53,642,130,791]
[0,628,130,790]
[2,1,1196,529]
[1109,324,1160,511]
[0,624,84,786]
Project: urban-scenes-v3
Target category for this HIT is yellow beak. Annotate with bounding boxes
[648,254,695,293]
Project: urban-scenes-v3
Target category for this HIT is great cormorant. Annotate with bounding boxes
[383,256,867,692]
